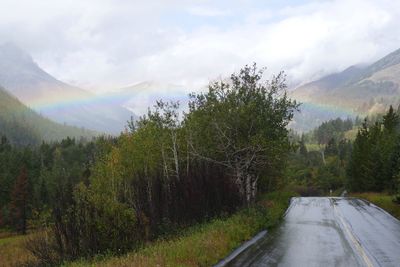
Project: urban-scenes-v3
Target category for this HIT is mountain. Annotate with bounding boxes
[0,43,134,134]
[105,81,187,116]
[0,86,96,146]
[289,102,357,133]
[293,48,400,118]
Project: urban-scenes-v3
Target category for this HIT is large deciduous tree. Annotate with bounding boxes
[186,64,298,205]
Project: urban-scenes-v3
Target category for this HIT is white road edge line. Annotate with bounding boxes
[332,199,375,267]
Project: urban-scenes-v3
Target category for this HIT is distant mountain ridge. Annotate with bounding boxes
[105,81,188,115]
[0,43,134,134]
[0,86,96,145]
[292,48,400,130]
[0,43,88,97]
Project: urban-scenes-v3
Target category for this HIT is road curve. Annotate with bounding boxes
[226,197,400,267]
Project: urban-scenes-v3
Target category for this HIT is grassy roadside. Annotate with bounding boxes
[65,191,294,267]
[0,231,37,266]
[350,192,400,220]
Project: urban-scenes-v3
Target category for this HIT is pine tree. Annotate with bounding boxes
[369,122,384,191]
[380,106,400,190]
[348,120,374,191]
[299,135,308,157]
[9,167,29,234]
[383,105,399,134]
[388,135,400,193]
[325,138,338,156]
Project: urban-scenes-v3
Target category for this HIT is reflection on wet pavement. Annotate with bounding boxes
[227,197,400,267]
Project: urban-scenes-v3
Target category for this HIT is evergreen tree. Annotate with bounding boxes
[325,138,338,156]
[348,120,374,191]
[9,167,29,234]
[387,135,400,193]
[383,105,399,134]
[299,137,308,157]
[347,107,400,192]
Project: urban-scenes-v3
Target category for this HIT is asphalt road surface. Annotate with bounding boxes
[227,197,400,267]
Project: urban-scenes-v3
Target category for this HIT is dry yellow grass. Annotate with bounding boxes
[0,232,37,267]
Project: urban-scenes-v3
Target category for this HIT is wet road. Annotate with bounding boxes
[227,197,400,267]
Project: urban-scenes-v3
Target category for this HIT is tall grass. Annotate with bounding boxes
[0,231,38,267]
[0,191,294,267]
[66,191,294,267]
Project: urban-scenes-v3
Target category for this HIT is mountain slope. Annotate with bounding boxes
[105,81,187,115]
[293,48,400,116]
[0,86,95,145]
[0,43,134,134]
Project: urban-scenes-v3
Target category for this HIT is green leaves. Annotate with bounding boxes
[186,64,298,203]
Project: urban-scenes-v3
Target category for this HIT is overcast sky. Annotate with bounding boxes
[1,0,400,93]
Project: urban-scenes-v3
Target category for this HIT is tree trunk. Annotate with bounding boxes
[234,165,245,204]
[186,139,190,177]
[171,131,179,180]
[147,177,154,230]
[161,145,170,219]
[251,175,258,203]
[245,174,252,206]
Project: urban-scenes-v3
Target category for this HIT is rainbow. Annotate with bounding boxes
[28,90,190,117]
[296,101,360,117]
[26,89,362,124]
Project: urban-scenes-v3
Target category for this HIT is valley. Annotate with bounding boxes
[1,3,400,266]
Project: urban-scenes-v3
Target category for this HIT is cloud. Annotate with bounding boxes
[0,0,400,94]
[187,6,231,17]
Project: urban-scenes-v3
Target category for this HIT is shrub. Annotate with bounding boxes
[24,230,61,266]
[392,194,400,204]
[292,185,321,196]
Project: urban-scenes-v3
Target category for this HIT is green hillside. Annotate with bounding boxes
[293,48,400,115]
[0,86,96,145]
[0,43,134,134]
[289,48,400,132]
